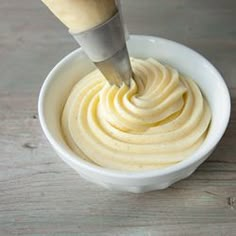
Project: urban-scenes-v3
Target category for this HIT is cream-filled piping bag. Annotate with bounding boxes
[41,0,132,87]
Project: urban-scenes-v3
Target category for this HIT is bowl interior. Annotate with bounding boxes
[39,35,230,174]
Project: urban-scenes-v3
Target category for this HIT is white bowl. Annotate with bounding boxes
[38,35,231,193]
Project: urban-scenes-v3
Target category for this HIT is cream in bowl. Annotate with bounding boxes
[38,35,230,192]
[62,58,211,171]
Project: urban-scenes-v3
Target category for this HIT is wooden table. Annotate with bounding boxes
[1,0,235,235]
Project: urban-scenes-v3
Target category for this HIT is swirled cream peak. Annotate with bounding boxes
[41,0,117,32]
[62,58,211,171]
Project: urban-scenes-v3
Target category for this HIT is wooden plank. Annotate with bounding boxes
[0,92,235,235]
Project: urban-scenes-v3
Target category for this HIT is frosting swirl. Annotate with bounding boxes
[62,58,211,171]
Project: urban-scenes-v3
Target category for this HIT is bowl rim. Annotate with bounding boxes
[38,34,231,179]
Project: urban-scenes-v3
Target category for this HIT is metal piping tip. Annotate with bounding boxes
[70,12,132,87]
[95,46,132,87]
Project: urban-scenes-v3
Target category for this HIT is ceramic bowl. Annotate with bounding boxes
[38,35,231,193]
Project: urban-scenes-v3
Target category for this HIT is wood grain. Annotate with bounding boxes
[0,0,235,235]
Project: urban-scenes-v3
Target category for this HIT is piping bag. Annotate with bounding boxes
[41,0,132,87]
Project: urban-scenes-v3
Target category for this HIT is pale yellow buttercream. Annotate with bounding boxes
[61,58,211,171]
